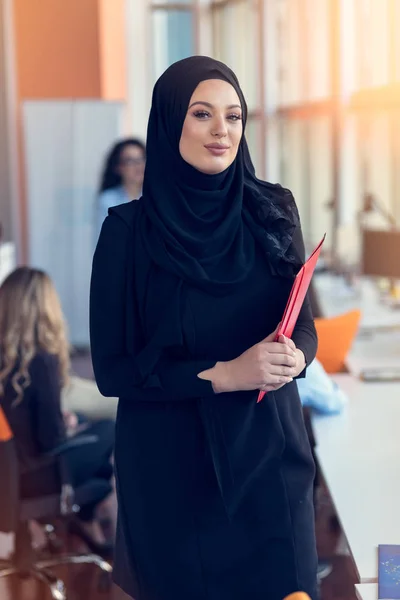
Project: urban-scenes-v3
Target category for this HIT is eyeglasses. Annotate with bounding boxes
[119,157,145,167]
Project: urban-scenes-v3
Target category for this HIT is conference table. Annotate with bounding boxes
[312,374,400,583]
[314,273,400,331]
[312,273,400,588]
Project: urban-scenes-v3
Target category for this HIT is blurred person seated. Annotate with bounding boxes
[0,267,115,552]
[297,357,347,416]
[63,375,117,421]
[97,137,146,235]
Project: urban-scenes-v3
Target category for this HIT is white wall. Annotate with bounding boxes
[23,100,124,347]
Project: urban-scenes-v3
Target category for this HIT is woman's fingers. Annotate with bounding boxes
[264,373,294,386]
[268,352,297,367]
[260,380,290,392]
[278,334,296,352]
[263,341,296,357]
[268,364,297,378]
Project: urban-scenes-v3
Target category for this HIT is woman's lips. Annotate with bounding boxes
[204,144,230,156]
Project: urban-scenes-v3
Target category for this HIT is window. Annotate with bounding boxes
[211,0,259,110]
[355,114,398,226]
[394,0,400,82]
[151,0,196,81]
[307,116,334,247]
[267,0,334,251]
[305,0,331,101]
[275,0,306,106]
[145,0,400,265]
[210,0,263,174]
[352,0,389,89]
[348,0,400,239]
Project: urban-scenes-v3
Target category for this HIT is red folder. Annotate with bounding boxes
[257,234,326,403]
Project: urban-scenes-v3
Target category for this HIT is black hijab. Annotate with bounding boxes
[134,56,301,383]
[139,55,300,297]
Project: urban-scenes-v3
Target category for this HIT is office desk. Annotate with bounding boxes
[348,329,400,376]
[314,273,400,330]
[312,374,400,583]
[315,271,400,374]
[355,583,377,600]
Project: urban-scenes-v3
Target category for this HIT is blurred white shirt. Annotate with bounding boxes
[96,186,141,239]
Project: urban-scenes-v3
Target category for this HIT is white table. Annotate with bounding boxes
[314,272,400,376]
[313,273,400,584]
[347,329,400,376]
[314,273,400,330]
[355,583,377,600]
[312,374,400,583]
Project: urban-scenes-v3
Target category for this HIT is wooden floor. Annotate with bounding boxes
[0,352,359,600]
[0,498,359,600]
[315,488,359,600]
[0,571,131,600]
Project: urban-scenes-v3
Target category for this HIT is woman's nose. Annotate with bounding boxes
[211,115,228,137]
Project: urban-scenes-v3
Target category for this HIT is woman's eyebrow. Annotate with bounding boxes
[188,101,242,110]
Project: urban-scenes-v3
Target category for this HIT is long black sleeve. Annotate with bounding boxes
[30,353,67,453]
[290,224,318,374]
[89,214,216,400]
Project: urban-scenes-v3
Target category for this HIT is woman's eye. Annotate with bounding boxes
[193,110,210,119]
[192,110,242,122]
[228,114,242,122]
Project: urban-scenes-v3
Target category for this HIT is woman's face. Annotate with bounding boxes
[179,79,243,175]
[117,144,146,187]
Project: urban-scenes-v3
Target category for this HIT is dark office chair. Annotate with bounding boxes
[0,406,112,600]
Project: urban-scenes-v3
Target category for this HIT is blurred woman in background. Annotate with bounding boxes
[97,137,146,235]
[0,267,115,550]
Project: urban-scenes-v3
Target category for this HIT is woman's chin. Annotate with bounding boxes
[193,158,232,175]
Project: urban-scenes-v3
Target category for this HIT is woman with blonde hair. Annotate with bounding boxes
[0,267,114,548]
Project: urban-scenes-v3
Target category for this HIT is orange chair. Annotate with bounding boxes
[314,309,361,373]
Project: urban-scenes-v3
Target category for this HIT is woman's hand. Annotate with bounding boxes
[278,334,306,377]
[198,325,298,394]
[259,334,306,393]
[63,411,79,436]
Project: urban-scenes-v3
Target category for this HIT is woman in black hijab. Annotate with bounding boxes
[90,56,318,600]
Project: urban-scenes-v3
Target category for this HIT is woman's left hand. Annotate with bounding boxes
[278,335,306,376]
[261,335,306,393]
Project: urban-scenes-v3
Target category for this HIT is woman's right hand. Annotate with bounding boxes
[207,326,298,394]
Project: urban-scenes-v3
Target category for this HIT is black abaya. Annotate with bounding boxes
[90,201,318,600]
